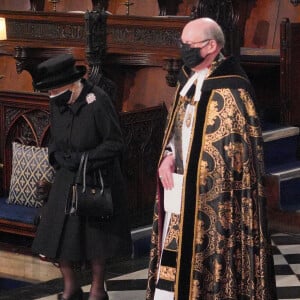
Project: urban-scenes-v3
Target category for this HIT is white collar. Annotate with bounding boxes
[179,68,208,102]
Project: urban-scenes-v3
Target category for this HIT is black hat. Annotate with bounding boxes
[33,54,87,90]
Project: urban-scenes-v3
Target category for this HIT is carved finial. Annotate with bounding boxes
[30,0,45,11]
[158,0,181,16]
[92,0,109,11]
[164,59,182,87]
[48,0,60,12]
[123,1,134,15]
[290,0,300,6]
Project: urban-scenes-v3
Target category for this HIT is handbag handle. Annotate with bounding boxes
[82,152,88,193]
[76,152,104,194]
[75,152,87,185]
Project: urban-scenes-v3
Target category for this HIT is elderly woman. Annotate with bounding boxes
[32,54,132,300]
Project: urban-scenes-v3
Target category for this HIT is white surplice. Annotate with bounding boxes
[154,69,208,300]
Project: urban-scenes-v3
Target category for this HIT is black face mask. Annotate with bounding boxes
[180,47,206,69]
[51,89,72,105]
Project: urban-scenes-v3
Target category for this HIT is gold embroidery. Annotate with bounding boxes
[206,100,219,126]
[213,258,223,282]
[195,219,205,244]
[240,89,256,117]
[164,214,180,250]
[218,201,234,228]
[159,265,176,281]
[185,105,193,127]
[199,161,209,186]
[224,142,244,173]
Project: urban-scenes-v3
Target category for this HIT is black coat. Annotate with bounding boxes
[32,80,132,261]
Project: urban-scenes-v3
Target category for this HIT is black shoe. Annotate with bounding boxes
[103,292,109,300]
[88,292,109,300]
[57,288,83,300]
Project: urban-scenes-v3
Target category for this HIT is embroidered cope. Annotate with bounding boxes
[146,56,277,300]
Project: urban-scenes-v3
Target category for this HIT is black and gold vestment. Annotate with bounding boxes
[146,56,277,300]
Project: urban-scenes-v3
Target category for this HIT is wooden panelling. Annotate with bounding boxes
[120,67,175,112]
[0,0,31,11]
[44,0,92,12]
[244,0,279,48]
[280,19,300,126]
[0,55,33,92]
[0,10,188,111]
[243,0,300,49]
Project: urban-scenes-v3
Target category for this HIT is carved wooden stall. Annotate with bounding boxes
[234,0,300,233]
[280,18,300,126]
[0,3,189,232]
[1,0,300,237]
[0,0,246,238]
[236,0,300,126]
[0,0,243,233]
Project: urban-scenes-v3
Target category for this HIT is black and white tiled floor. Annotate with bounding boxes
[272,233,300,299]
[0,232,299,300]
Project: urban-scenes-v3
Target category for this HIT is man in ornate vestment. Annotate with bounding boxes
[146,18,277,300]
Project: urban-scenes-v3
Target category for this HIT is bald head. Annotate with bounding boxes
[181,18,225,49]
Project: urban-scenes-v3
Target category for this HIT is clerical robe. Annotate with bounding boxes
[146,56,277,300]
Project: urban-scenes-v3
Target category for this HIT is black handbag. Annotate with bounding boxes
[65,152,113,219]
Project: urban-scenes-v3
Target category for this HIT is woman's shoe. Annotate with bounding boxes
[88,291,109,300]
[57,288,83,300]
[103,292,109,300]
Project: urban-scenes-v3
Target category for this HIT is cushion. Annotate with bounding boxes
[0,197,38,224]
[8,142,55,208]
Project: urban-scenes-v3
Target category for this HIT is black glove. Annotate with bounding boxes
[54,151,65,168]
[54,151,83,171]
[67,151,83,171]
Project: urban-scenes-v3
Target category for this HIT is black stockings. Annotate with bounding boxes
[89,257,106,299]
[59,258,106,300]
[59,261,80,299]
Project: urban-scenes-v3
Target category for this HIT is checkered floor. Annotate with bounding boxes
[0,232,299,300]
[103,232,300,300]
[272,233,300,299]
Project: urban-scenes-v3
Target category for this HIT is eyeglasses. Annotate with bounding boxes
[178,39,212,50]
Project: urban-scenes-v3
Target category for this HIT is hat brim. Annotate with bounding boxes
[33,66,87,91]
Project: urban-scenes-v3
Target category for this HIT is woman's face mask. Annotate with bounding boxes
[50,89,73,106]
[180,39,210,69]
[50,89,72,101]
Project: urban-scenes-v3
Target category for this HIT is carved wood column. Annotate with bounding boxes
[30,0,45,11]
[91,0,109,11]
[14,47,73,89]
[164,59,182,87]
[191,0,240,57]
[84,9,117,100]
[157,0,183,16]
[14,47,44,81]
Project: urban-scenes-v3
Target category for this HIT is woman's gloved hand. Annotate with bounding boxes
[54,151,83,171]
